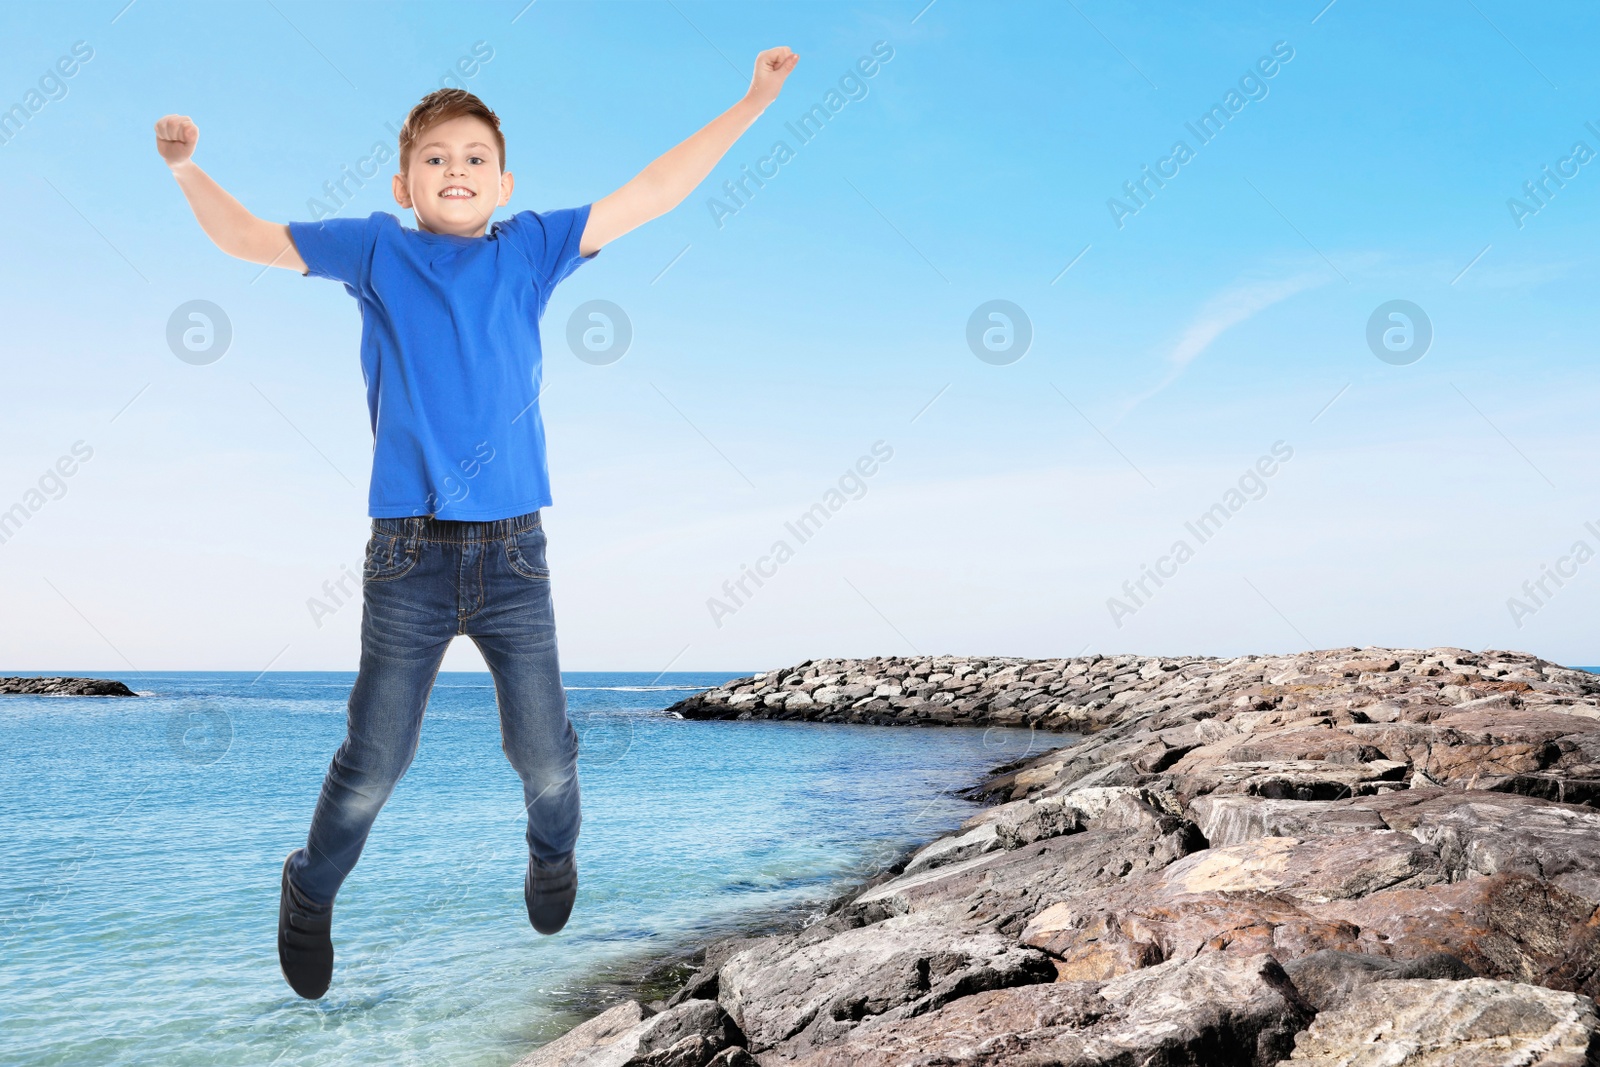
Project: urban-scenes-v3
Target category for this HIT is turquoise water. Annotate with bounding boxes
[1,671,1060,1067]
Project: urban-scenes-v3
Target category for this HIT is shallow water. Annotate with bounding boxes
[1,671,1063,1066]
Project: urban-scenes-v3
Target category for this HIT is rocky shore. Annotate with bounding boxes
[523,647,1600,1066]
[0,676,137,696]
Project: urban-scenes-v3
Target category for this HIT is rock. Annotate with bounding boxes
[515,1001,646,1067]
[1354,791,1600,904]
[1019,863,1600,998]
[849,804,1201,933]
[1343,708,1600,789]
[0,676,137,696]
[964,784,1179,851]
[511,999,736,1067]
[776,952,1312,1067]
[1280,977,1600,1066]
[1280,949,1476,1012]
[1340,658,1400,674]
[534,649,1600,1065]
[716,912,1055,1055]
[901,822,1002,874]
[1170,759,1411,803]
[1489,773,1600,808]
[1187,790,1600,908]
[1018,831,1448,979]
[1188,795,1390,847]
[1030,887,1363,982]
[1307,873,1600,997]
[1152,833,1444,903]
[1174,725,1393,768]
[664,936,775,1008]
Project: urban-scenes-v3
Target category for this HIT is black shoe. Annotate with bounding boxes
[525,854,578,935]
[278,853,334,999]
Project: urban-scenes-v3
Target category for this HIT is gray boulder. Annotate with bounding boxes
[1280,977,1600,1065]
[774,951,1313,1066]
[513,998,736,1067]
[716,912,1055,1054]
[1281,950,1476,1012]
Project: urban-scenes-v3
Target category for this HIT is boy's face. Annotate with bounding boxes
[392,114,513,237]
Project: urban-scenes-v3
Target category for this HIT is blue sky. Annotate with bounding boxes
[2,0,1598,673]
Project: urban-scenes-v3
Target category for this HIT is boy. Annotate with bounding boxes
[155,45,798,1000]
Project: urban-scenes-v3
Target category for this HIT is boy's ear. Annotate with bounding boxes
[498,171,514,208]
[392,172,413,209]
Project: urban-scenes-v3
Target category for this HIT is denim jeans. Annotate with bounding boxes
[286,510,581,908]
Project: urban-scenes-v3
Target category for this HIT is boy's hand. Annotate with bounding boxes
[580,45,799,256]
[746,47,798,111]
[155,114,199,167]
[156,114,306,272]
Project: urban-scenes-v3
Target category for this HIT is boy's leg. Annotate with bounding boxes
[466,515,582,916]
[287,523,457,907]
[280,522,453,998]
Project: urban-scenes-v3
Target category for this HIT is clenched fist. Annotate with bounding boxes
[154,114,198,166]
[746,47,798,110]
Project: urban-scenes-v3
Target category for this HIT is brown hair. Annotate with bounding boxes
[398,88,506,176]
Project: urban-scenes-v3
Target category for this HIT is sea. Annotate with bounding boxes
[1,671,1065,1067]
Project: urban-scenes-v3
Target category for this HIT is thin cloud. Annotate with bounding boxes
[1119,273,1327,418]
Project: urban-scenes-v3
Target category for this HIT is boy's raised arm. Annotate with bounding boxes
[580,46,799,257]
[155,114,307,273]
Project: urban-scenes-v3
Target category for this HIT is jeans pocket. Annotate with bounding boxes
[364,533,418,583]
[504,522,550,580]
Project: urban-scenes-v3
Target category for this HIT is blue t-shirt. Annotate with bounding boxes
[289,206,593,519]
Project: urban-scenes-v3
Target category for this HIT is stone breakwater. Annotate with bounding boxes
[0,676,136,696]
[525,647,1600,1067]
[666,654,1167,730]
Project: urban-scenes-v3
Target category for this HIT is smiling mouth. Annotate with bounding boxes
[439,187,475,200]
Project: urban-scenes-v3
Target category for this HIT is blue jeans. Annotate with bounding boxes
[286,510,581,908]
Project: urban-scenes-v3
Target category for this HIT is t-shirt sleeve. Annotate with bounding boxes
[287,213,385,288]
[500,204,595,296]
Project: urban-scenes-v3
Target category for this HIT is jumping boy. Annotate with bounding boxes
[155,45,797,1000]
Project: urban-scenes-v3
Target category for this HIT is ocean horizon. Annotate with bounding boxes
[1,669,1061,1067]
